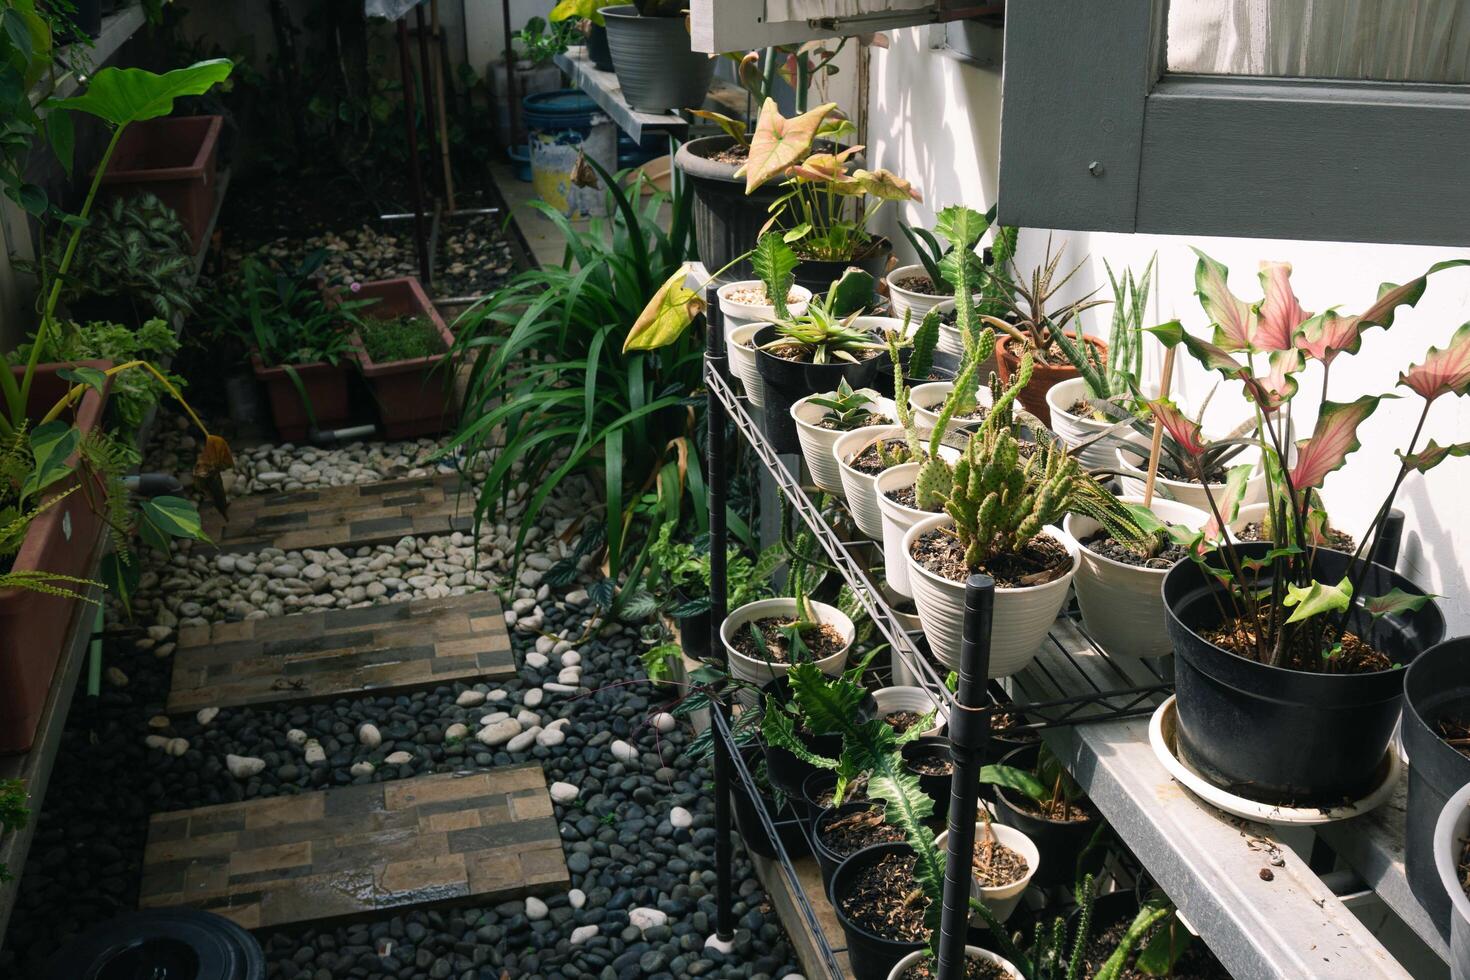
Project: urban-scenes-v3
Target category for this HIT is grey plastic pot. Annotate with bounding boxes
[677,135,789,282]
[600,6,715,112]
[1435,782,1470,980]
[1404,637,1470,937]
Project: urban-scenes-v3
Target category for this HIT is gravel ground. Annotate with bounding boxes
[1,436,799,980]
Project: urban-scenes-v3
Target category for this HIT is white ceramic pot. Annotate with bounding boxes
[1115,446,1266,513]
[718,280,811,350]
[835,425,908,540]
[887,264,958,323]
[886,946,1024,980]
[852,314,913,342]
[874,460,953,598]
[1064,496,1208,659]
[873,685,948,737]
[721,597,854,706]
[727,322,767,407]
[904,514,1079,676]
[792,391,897,494]
[1046,377,1133,473]
[934,820,1040,924]
[911,380,991,437]
[1434,782,1470,980]
[934,299,963,355]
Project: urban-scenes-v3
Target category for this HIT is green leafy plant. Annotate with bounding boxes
[1054,256,1155,406]
[17,318,184,434]
[1146,252,1470,671]
[515,15,577,65]
[808,379,882,431]
[0,777,28,883]
[647,523,781,617]
[981,237,1109,368]
[549,0,605,27]
[897,205,993,295]
[357,314,445,363]
[762,268,883,365]
[980,744,1085,821]
[693,45,859,146]
[207,250,365,367]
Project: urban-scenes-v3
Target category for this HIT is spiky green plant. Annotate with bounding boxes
[808,379,882,431]
[752,233,799,320]
[946,422,1074,570]
[907,307,941,380]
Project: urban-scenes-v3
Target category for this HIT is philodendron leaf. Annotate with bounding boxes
[24,421,79,499]
[623,266,705,353]
[1282,576,1353,625]
[1400,320,1470,404]
[140,495,211,542]
[50,59,233,126]
[1398,440,1470,473]
[741,98,836,193]
[1289,395,1387,489]
[1363,588,1436,620]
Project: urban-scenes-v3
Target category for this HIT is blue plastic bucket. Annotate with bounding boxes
[524,90,615,218]
[507,144,532,182]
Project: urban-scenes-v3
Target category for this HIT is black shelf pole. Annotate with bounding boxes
[706,286,736,944]
[937,574,996,979]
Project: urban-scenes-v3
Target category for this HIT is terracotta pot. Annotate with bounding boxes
[350,277,458,439]
[0,362,112,754]
[96,115,223,250]
[995,332,1107,427]
[250,354,354,443]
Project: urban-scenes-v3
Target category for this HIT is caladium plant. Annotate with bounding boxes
[1148,252,1470,671]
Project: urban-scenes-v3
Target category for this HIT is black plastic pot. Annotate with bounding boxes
[753,323,886,454]
[904,348,961,387]
[731,743,812,860]
[672,588,711,660]
[813,800,890,895]
[1403,637,1470,937]
[600,5,715,112]
[1163,542,1445,805]
[792,238,893,296]
[901,735,954,815]
[676,135,789,282]
[989,744,1105,887]
[586,22,615,71]
[760,675,873,799]
[44,909,265,980]
[830,842,928,980]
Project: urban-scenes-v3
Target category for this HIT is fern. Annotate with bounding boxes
[77,431,135,558]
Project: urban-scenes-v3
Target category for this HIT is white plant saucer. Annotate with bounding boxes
[1148,696,1400,826]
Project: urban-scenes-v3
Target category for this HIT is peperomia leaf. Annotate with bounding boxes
[1289,395,1387,489]
[1282,576,1353,625]
[1400,321,1470,403]
[50,59,233,126]
[740,99,835,193]
[1398,439,1470,473]
[1254,261,1312,352]
[1363,588,1435,620]
[623,266,704,352]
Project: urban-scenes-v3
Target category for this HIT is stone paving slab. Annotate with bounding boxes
[201,474,475,553]
[167,592,514,713]
[140,766,567,929]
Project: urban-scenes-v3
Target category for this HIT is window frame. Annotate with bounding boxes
[689,0,1001,54]
[997,0,1470,246]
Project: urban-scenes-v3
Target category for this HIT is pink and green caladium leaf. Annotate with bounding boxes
[1191,248,1257,352]
[1254,261,1312,352]
[1148,321,1300,410]
[853,168,922,202]
[1363,588,1436,620]
[1202,463,1254,541]
[1282,576,1354,625]
[1146,398,1209,460]
[1398,439,1470,473]
[623,266,705,353]
[740,99,836,193]
[1401,321,1470,403]
[1289,395,1388,489]
[1295,259,1470,366]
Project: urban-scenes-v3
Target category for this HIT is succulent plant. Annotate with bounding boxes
[808,379,882,431]
[945,419,1074,570]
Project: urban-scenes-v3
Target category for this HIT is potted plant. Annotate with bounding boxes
[1152,250,1469,804]
[1064,496,1209,660]
[723,234,813,408]
[491,15,574,146]
[95,113,223,251]
[729,742,813,861]
[717,277,812,345]
[983,239,1110,426]
[551,0,612,71]
[872,686,946,739]
[1045,257,1155,472]
[889,207,993,322]
[350,277,458,439]
[648,525,778,662]
[1434,782,1470,977]
[599,3,715,112]
[762,667,876,800]
[719,581,855,697]
[981,743,1105,888]
[216,249,365,441]
[932,817,1040,924]
[792,380,891,494]
[1404,638,1470,935]
[812,798,902,891]
[740,100,918,293]
[754,264,886,454]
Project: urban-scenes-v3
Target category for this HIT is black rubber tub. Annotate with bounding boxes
[1162,541,1445,805]
[753,323,886,454]
[675,135,789,282]
[44,909,264,980]
[792,238,893,296]
[1403,636,1470,937]
[989,743,1105,887]
[901,735,954,815]
[731,743,812,860]
[600,5,715,112]
[830,841,928,980]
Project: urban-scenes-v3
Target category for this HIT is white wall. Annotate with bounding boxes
[868,26,1470,634]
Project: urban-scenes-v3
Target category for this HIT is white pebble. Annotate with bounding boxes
[486,689,509,702]
[536,728,566,748]
[444,723,469,741]
[570,924,599,945]
[455,689,486,707]
[357,723,382,748]
[350,761,376,777]
[525,652,549,669]
[557,666,581,685]
[226,754,266,779]
[165,737,190,757]
[303,740,327,765]
[384,750,414,765]
[549,781,580,804]
[568,888,587,909]
[144,734,169,750]
[286,728,308,747]
[525,896,549,920]
[669,806,693,829]
[477,718,522,747]
[611,739,639,763]
[523,689,544,708]
[506,727,540,752]
[629,907,668,932]
[561,650,582,666]
[195,706,219,727]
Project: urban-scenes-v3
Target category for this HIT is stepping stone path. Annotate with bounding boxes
[201,474,473,554]
[139,765,567,929]
[166,592,514,713]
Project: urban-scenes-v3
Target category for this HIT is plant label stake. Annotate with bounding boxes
[1142,346,1176,508]
[938,574,995,980]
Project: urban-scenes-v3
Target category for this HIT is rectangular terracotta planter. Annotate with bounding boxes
[97,114,223,250]
[249,354,354,443]
[351,277,458,439]
[0,362,112,755]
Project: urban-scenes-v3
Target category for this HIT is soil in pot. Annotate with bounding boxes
[722,281,806,310]
[894,956,1012,980]
[989,744,1102,887]
[884,710,931,736]
[1236,520,1356,553]
[805,771,871,811]
[837,851,931,945]
[963,829,1030,889]
[817,804,905,861]
[849,439,912,475]
[911,528,1072,589]
[730,617,847,664]
[902,737,954,812]
[1204,610,1389,674]
[892,272,939,296]
[1080,529,1191,570]
[883,483,940,511]
[1439,716,1470,758]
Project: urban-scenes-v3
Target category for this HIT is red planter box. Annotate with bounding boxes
[352,278,458,439]
[97,114,223,250]
[0,362,111,755]
[250,355,354,443]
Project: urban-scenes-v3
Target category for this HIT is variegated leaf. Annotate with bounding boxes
[1289,396,1385,489]
[1363,588,1435,620]
[1397,439,1470,472]
[1146,398,1209,459]
[1400,321,1470,403]
[1191,248,1257,352]
[1202,464,1253,541]
[623,266,704,352]
[1255,261,1311,352]
[742,99,836,193]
